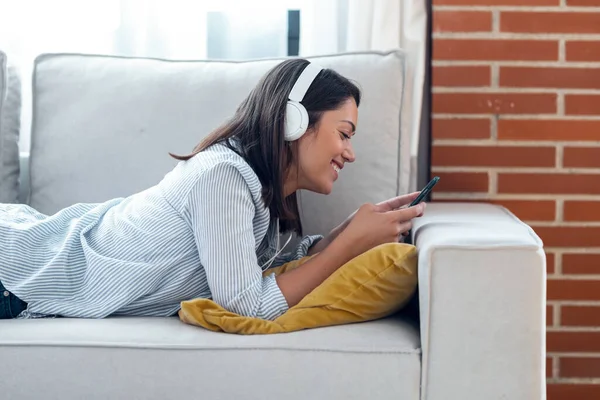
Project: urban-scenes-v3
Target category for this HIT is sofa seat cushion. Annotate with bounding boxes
[0,315,421,400]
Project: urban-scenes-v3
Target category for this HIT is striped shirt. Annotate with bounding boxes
[0,143,322,320]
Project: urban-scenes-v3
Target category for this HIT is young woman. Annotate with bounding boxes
[0,59,425,320]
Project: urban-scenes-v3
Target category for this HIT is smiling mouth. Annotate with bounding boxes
[331,161,341,173]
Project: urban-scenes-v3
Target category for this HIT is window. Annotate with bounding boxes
[0,0,309,149]
[206,8,301,59]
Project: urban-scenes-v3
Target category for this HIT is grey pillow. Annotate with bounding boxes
[29,51,406,239]
[0,50,21,204]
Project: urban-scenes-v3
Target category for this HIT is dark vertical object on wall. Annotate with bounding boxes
[419,0,433,195]
[287,10,300,56]
[404,0,432,324]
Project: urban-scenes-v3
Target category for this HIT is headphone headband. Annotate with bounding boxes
[283,61,324,141]
[288,62,323,103]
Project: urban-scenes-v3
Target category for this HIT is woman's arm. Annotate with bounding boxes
[275,201,425,309]
[307,235,331,256]
[276,234,355,307]
[187,163,290,320]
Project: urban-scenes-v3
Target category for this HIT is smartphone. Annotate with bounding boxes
[409,176,440,207]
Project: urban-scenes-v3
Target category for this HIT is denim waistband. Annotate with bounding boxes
[0,281,28,319]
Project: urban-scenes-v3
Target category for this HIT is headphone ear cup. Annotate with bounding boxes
[284,100,309,141]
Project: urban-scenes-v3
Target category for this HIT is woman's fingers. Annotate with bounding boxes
[387,202,425,222]
[400,221,412,236]
[375,192,420,211]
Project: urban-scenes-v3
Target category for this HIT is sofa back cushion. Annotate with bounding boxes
[29,51,405,236]
[0,51,21,204]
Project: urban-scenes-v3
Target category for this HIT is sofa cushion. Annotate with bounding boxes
[0,51,21,204]
[180,242,418,334]
[0,316,421,400]
[29,51,405,236]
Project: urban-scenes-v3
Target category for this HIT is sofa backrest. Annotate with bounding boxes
[0,51,21,204]
[27,50,406,236]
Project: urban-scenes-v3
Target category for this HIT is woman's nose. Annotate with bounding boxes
[343,144,356,163]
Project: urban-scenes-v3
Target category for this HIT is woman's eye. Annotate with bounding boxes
[339,131,351,140]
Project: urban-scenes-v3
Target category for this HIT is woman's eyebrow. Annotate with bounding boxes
[340,120,356,132]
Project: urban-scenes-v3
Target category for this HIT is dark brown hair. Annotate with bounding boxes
[171,58,361,236]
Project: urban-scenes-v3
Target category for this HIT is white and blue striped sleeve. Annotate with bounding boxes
[187,162,289,320]
[271,234,324,268]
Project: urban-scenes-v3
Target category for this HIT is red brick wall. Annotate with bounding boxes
[431,1,600,398]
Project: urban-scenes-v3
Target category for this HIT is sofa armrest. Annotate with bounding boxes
[412,203,546,400]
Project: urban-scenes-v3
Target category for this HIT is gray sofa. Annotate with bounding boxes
[0,50,547,399]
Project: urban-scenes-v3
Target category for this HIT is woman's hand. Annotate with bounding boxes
[340,191,421,231]
[323,192,421,238]
[375,191,422,213]
[334,200,426,260]
[308,192,424,255]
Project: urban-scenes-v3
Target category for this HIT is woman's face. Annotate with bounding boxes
[287,98,358,196]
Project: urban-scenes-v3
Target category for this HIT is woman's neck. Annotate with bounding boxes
[283,164,299,197]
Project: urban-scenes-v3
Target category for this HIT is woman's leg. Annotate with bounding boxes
[0,281,27,319]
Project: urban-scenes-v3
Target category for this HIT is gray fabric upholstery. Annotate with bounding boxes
[0,315,421,400]
[29,51,405,239]
[0,51,21,203]
[412,203,546,400]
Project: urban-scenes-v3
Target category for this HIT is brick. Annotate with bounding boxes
[547,252,555,274]
[498,173,600,195]
[566,41,600,62]
[500,67,600,89]
[562,306,600,327]
[496,200,556,221]
[432,145,555,167]
[433,39,558,61]
[548,384,600,400]
[563,254,600,274]
[547,305,554,326]
[434,0,558,4]
[433,172,489,193]
[564,147,600,168]
[561,357,600,378]
[433,66,491,87]
[433,93,556,114]
[566,95,600,115]
[433,11,492,33]
[548,279,600,300]
[564,200,600,221]
[432,118,491,139]
[547,331,600,352]
[498,120,600,141]
[535,227,600,247]
[501,12,600,34]
[567,0,600,6]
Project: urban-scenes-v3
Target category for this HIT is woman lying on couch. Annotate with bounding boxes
[0,59,425,320]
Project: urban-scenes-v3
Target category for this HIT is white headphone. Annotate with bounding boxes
[284,62,324,141]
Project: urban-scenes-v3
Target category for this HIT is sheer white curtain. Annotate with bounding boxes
[0,0,299,150]
[0,0,427,191]
[0,0,297,60]
[300,0,428,193]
